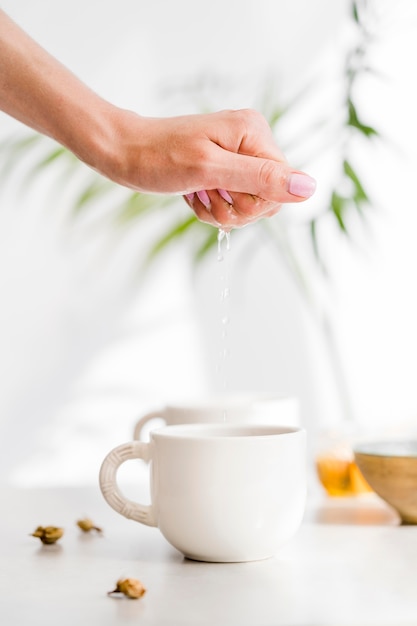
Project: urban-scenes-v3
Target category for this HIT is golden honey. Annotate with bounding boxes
[316,454,372,497]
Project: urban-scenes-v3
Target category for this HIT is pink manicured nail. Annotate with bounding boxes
[196,190,211,209]
[217,189,234,205]
[184,192,195,203]
[288,173,316,198]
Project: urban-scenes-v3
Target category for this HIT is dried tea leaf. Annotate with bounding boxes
[76,517,102,533]
[108,578,146,599]
[31,526,64,545]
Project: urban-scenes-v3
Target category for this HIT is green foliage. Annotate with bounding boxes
[306,0,378,272]
[146,215,198,263]
[347,100,378,138]
[116,192,171,224]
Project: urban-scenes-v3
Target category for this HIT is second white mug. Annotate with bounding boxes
[133,392,299,440]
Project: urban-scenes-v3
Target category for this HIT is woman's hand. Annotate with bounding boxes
[102,107,316,230]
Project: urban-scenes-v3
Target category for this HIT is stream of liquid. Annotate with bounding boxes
[216,229,231,420]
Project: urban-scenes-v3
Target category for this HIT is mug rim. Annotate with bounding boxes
[150,423,304,440]
[163,393,297,411]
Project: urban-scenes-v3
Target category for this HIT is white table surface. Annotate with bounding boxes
[1,483,416,626]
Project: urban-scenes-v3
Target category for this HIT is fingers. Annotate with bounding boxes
[184,189,282,230]
[184,154,317,229]
[203,142,316,205]
[181,109,316,229]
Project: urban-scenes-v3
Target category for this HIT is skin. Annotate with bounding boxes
[0,10,316,230]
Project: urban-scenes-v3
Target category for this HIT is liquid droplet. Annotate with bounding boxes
[221,287,230,301]
[217,229,231,261]
[225,231,231,251]
[216,228,232,416]
[217,229,226,262]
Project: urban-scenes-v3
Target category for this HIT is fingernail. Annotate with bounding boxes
[288,173,316,198]
[196,190,211,209]
[184,192,195,203]
[217,189,234,205]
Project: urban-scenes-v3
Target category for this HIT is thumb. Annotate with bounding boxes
[210,150,316,203]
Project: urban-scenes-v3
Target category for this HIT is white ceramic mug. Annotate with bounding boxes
[99,423,306,563]
[133,393,299,441]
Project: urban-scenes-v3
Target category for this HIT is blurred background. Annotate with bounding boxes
[1,0,417,487]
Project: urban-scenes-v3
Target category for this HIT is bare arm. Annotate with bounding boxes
[0,9,316,229]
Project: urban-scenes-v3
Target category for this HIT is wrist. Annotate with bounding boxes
[54,96,120,175]
[67,102,148,190]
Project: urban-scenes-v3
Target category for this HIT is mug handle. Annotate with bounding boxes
[99,441,157,527]
[133,410,166,440]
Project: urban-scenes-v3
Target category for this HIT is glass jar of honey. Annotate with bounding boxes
[315,428,372,497]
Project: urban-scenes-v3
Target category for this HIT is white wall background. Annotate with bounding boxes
[1,0,417,485]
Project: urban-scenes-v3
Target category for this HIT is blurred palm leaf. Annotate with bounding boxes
[347,100,378,138]
[146,214,198,264]
[73,179,115,214]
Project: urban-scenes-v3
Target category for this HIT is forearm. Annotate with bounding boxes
[0,9,115,169]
